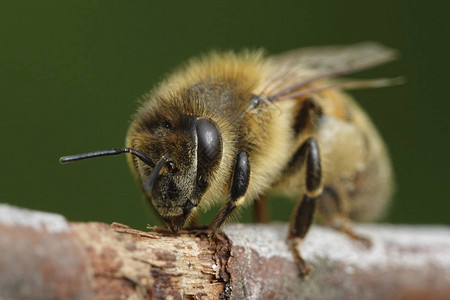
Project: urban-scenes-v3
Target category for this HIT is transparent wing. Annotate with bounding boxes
[260,42,399,102]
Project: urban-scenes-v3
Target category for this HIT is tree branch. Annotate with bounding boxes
[1,203,449,299]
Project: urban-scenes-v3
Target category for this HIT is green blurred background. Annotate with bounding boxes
[1,1,449,229]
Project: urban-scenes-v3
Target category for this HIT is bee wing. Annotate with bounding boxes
[261,42,399,102]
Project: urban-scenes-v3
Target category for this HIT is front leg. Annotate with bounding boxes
[209,151,250,235]
[288,138,323,276]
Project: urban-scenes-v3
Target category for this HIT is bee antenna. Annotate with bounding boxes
[59,148,155,168]
[145,156,168,193]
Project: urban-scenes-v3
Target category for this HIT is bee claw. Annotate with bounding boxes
[288,239,314,278]
[297,260,313,277]
[329,221,373,248]
[338,226,373,248]
[207,230,220,241]
[207,229,228,245]
[356,235,373,248]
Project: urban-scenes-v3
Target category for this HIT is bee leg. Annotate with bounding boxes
[318,187,372,247]
[287,138,322,276]
[186,214,201,229]
[208,151,250,236]
[253,194,268,223]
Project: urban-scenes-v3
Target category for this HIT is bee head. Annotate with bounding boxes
[60,115,222,232]
[131,115,223,232]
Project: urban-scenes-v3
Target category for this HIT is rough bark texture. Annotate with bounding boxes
[1,203,450,300]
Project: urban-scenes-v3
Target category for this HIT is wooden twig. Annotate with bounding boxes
[1,203,449,299]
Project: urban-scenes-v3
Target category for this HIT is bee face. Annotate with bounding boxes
[130,110,223,231]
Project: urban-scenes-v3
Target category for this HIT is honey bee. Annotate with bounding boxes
[61,42,399,275]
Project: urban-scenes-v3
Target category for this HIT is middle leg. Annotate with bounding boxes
[287,137,323,276]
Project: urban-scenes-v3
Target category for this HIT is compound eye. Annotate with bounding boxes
[195,118,222,164]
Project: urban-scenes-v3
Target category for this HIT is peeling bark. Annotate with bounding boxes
[1,204,450,300]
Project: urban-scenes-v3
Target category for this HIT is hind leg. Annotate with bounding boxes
[318,186,372,247]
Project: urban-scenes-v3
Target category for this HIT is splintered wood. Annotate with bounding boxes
[73,222,229,299]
